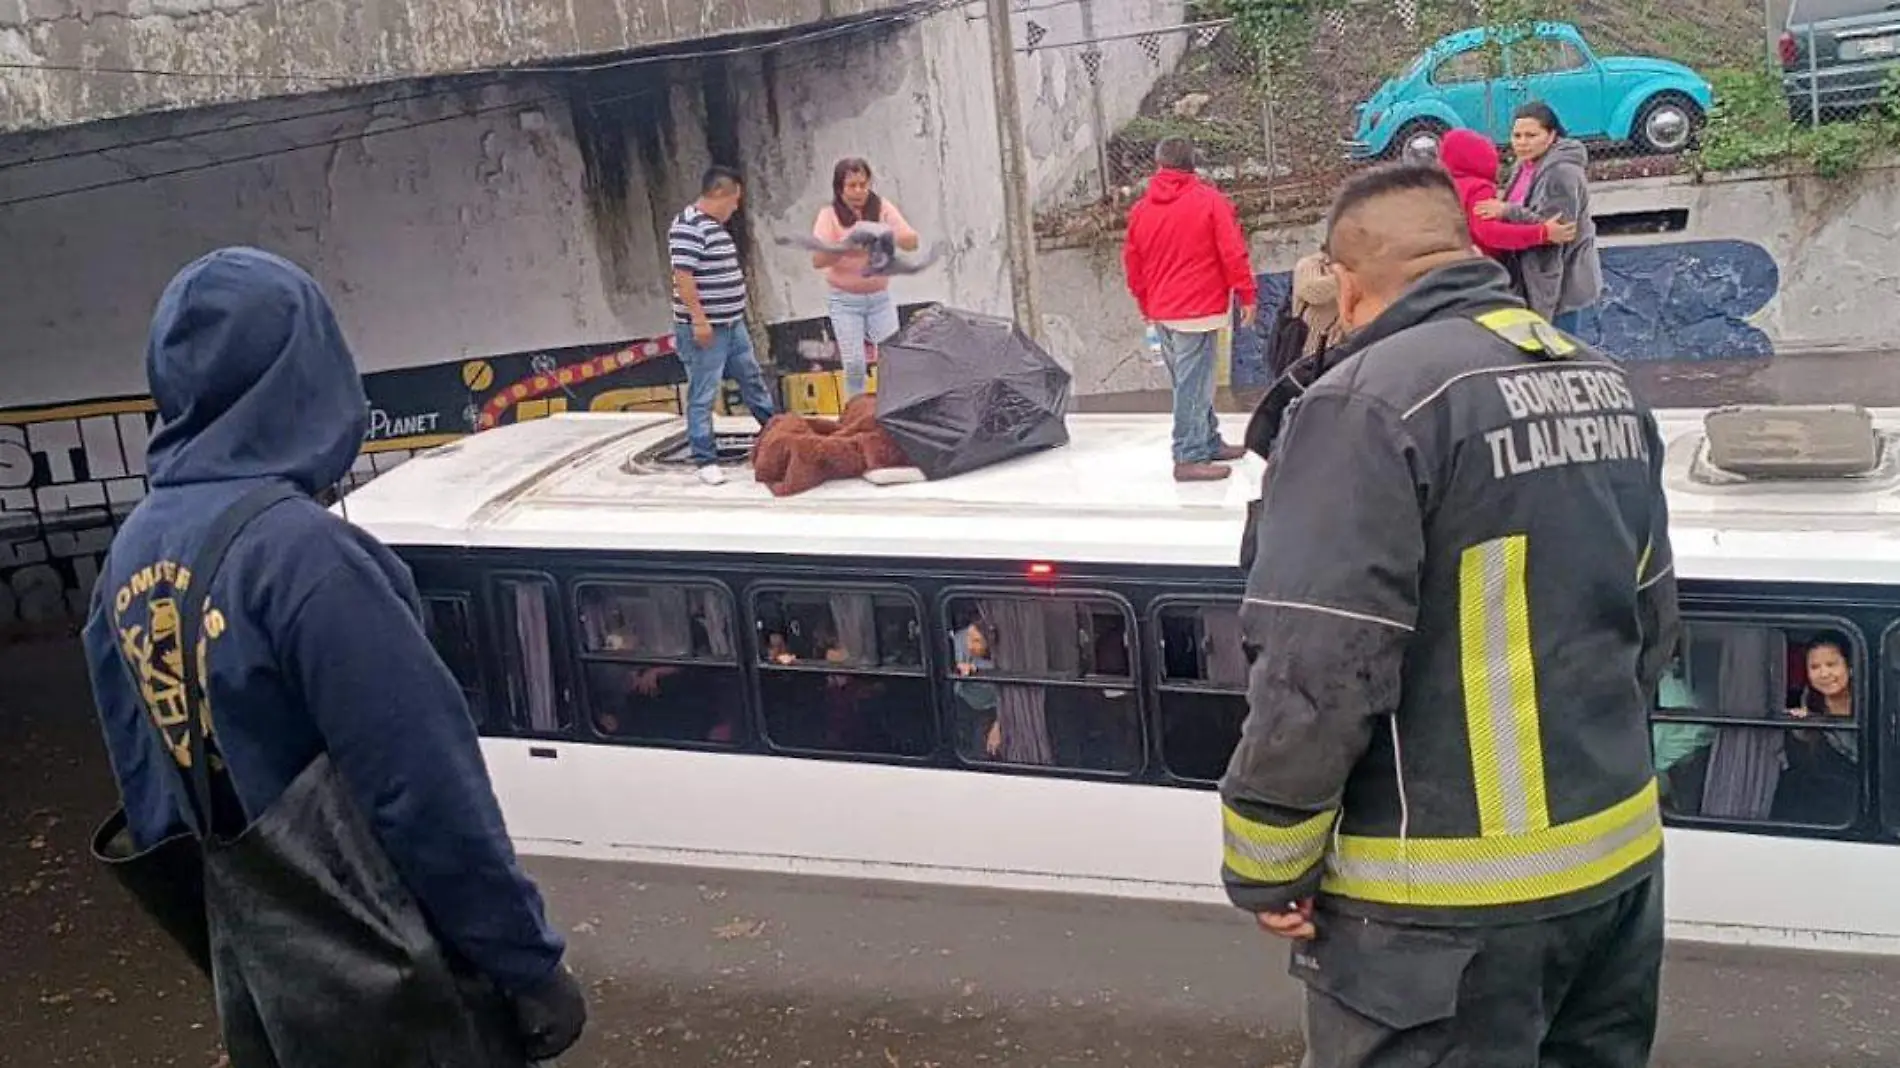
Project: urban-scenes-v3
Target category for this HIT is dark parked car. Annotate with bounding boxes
[1780,0,1900,125]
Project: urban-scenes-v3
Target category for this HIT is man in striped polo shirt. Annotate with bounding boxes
[669,165,777,485]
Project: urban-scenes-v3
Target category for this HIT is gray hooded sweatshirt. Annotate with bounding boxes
[1506,137,1602,319]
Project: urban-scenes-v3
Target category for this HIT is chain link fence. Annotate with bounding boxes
[1030,0,1900,231]
[1773,0,1900,131]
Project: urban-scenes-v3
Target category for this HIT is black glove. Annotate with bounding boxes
[512,962,587,1062]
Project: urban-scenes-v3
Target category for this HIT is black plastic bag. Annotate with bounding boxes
[875,306,1071,480]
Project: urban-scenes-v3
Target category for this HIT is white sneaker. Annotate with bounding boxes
[696,465,727,486]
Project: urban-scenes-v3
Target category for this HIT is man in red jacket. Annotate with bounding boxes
[1123,137,1259,482]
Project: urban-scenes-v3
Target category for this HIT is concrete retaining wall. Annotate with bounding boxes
[1041,161,1900,397]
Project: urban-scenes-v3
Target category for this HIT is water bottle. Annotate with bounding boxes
[1144,325,1166,366]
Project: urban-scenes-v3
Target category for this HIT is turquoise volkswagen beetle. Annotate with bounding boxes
[1347,22,1712,160]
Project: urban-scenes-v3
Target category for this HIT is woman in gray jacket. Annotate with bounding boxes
[1499,101,1601,332]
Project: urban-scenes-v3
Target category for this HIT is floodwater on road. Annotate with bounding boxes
[6,636,1900,1066]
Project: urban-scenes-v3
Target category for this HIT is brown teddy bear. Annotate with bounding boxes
[751,393,915,497]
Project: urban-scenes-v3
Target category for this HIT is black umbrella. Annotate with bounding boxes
[875,306,1071,480]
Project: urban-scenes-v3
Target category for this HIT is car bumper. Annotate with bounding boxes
[1783,63,1896,113]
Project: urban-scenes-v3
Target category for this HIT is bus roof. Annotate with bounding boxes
[336,408,1900,586]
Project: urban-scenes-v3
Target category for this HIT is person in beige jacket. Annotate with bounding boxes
[1291,250,1345,359]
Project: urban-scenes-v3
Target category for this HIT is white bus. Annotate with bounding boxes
[338,404,1900,957]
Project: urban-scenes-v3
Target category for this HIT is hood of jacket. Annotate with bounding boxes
[144,247,369,493]
[1142,167,1203,206]
[1534,136,1590,174]
[1438,128,1501,184]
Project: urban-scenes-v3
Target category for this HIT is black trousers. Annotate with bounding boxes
[1292,874,1663,1068]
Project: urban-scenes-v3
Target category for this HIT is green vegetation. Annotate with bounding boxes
[1207,0,1576,72]
[1589,0,1760,71]
[1117,115,1256,160]
[1697,67,1900,180]
[1198,0,1330,69]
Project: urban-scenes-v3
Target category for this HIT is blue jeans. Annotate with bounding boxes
[1552,308,1585,333]
[827,288,900,399]
[674,321,776,465]
[1155,324,1221,464]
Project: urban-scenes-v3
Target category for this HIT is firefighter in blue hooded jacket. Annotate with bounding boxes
[82,248,586,1064]
[1225,166,1680,1066]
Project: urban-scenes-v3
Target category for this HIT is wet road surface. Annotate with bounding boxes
[7,636,1900,1067]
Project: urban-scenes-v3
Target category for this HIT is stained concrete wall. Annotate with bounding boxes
[1039,160,1900,397]
[0,0,918,134]
[0,4,1187,628]
[0,3,1190,407]
[0,80,631,405]
[557,0,1185,332]
[1009,0,1189,209]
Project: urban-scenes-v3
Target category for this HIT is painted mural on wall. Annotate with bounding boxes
[1238,237,1780,389]
[1579,241,1778,363]
[0,334,692,634]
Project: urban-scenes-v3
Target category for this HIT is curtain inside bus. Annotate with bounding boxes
[1699,626,1787,820]
[511,584,560,732]
[978,597,1056,766]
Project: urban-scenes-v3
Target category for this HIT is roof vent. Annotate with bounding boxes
[1701,404,1881,479]
[624,428,760,473]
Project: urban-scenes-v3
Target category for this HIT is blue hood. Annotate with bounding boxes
[144,247,368,492]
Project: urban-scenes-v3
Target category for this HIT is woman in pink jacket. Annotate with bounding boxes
[808,158,922,400]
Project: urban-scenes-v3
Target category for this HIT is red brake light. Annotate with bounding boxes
[1026,562,1057,581]
[1778,32,1797,68]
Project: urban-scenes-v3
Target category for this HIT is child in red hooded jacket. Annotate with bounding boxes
[1438,128,1576,259]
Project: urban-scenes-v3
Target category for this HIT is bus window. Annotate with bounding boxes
[753,587,932,759]
[421,594,485,727]
[1155,601,1248,784]
[575,581,744,746]
[944,592,1142,775]
[493,575,570,735]
[1651,621,1861,830]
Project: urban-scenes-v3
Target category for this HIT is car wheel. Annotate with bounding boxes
[1387,119,1448,162]
[1633,94,1701,155]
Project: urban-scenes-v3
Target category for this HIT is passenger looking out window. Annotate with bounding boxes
[754,589,932,758]
[766,632,795,665]
[1774,633,1858,825]
[576,582,742,746]
[953,622,1001,757]
[1649,622,1861,828]
[943,594,1141,774]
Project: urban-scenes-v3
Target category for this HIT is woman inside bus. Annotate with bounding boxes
[954,621,1003,757]
[1772,633,1859,825]
[953,607,1055,766]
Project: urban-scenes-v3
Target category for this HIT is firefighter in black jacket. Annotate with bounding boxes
[1225,163,1681,1067]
